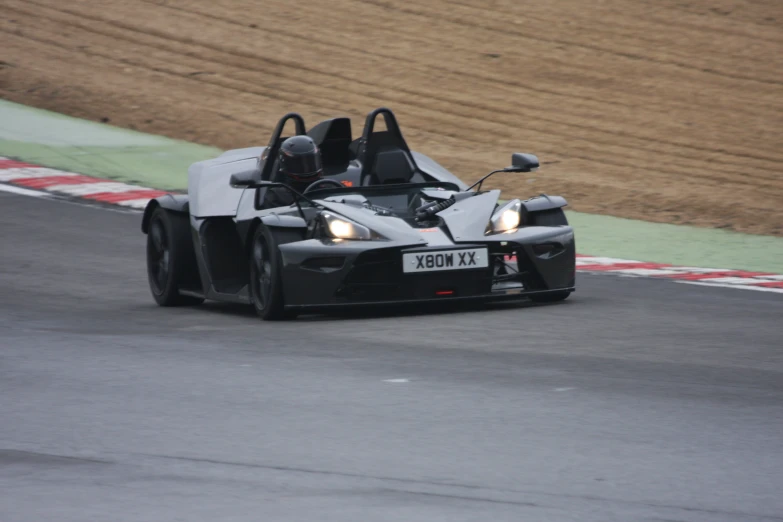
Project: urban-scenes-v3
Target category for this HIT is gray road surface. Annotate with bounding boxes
[1,192,782,521]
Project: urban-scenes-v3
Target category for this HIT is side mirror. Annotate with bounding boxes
[229,170,260,187]
[509,153,539,173]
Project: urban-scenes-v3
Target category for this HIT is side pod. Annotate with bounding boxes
[141,194,190,234]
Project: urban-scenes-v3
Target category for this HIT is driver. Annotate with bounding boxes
[263,135,324,207]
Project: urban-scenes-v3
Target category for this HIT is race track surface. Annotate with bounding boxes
[1,192,782,521]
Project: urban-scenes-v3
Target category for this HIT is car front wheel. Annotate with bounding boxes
[248,225,299,320]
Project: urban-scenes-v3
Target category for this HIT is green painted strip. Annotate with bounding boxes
[0,100,221,190]
[1,99,781,273]
[568,212,782,273]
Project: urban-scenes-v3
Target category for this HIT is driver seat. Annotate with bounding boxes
[306,117,353,176]
[370,149,415,185]
[357,108,419,186]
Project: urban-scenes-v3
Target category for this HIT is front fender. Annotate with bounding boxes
[260,214,307,229]
[522,194,568,213]
[141,194,190,233]
[236,214,308,251]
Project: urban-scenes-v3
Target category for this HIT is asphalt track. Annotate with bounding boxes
[1,192,782,522]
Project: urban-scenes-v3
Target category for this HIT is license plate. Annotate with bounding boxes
[402,248,488,273]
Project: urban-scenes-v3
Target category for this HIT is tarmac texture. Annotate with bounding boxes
[1,193,782,521]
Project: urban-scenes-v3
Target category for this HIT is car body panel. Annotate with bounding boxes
[188,156,256,218]
[436,190,500,241]
[276,221,575,308]
[140,193,190,233]
[410,151,468,190]
[522,194,568,213]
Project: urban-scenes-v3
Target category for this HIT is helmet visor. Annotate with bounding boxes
[282,149,323,179]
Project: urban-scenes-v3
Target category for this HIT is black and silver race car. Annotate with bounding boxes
[141,107,575,320]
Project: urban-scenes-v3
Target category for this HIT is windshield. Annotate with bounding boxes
[306,182,462,216]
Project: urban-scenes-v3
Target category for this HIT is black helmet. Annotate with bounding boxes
[278,135,323,183]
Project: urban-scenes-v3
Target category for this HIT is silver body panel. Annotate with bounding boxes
[188,150,263,218]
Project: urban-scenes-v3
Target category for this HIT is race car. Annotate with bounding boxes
[141,107,575,320]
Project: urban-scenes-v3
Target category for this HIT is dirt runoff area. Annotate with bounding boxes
[1,0,782,236]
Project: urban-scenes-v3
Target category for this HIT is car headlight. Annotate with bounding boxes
[489,199,522,233]
[321,212,372,240]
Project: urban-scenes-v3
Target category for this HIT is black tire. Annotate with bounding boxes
[146,207,204,306]
[531,208,569,226]
[248,225,300,320]
[530,290,571,303]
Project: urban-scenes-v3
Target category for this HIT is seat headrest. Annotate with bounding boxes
[373,149,414,184]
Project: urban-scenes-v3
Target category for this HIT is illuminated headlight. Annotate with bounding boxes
[322,212,372,240]
[489,199,522,233]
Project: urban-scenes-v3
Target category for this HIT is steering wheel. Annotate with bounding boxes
[303,178,346,194]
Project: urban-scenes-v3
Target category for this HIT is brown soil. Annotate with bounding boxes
[1,0,782,235]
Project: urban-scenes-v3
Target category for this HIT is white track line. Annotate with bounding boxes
[0,167,79,182]
[45,182,143,196]
[677,281,783,294]
[0,183,52,198]
[115,198,157,209]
